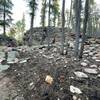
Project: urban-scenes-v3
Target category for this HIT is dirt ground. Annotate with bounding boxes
[0,38,100,100]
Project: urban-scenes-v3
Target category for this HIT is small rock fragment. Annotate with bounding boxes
[73,95,77,100]
[70,85,82,94]
[19,59,27,64]
[30,82,34,86]
[45,75,53,85]
[81,62,87,67]
[97,74,100,78]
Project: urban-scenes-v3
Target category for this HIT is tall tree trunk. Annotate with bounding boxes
[61,0,65,54]
[79,0,89,58]
[74,0,81,57]
[30,12,34,28]
[42,0,46,27]
[47,0,51,49]
[3,2,6,36]
[53,14,56,27]
[68,0,73,30]
[28,8,35,46]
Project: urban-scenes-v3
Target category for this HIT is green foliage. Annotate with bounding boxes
[7,15,26,42]
[0,0,13,35]
[26,0,38,28]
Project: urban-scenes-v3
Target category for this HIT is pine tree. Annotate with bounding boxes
[74,0,82,57]
[26,0,38,46]
[40,0,47,27]
[79,0,89,58]
[0,0,13,35]
[51,0,60,27]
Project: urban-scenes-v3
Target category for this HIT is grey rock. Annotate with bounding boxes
[74,71,88,78]
[84,68,98,74]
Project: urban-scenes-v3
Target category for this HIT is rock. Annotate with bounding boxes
[83,50,90,53]
[68,41,74,48]
[53,48,57,52]
[70,85,82,94]
[97,74,100,78]
[14,96,24,100]
[84,54,88,56]
[28,82,35,90]
[73,95,77,100]
[95,59,100,62]
[19,59,27,64]
[84,59,89,63]
[84,68,98,74]
[92,56,97,60]
[90,64,97,68]
[45,75,53,85]
[0,58,5,63]
[89,52,94,56]
[89,47,95,51]
[0,64,9,72]
[30,82,34,86]
[74,71,88,78]
[7,58,19,64]
[81,62,87,67]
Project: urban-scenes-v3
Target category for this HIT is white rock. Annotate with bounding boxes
[30,82,34,86]
[81,62,87,67]
[84,59,89,63]
[70,85,82,94]
[53,48,57,52]
[19,59,27,64]
[90,65,97,68]
[84,54,88,56]
[73,95,77,100]
[74,71,88,78]
[97,74,100,77]
[84,68,98,74]
[96,59,100,62]
[57,98,60,100]
[68,41,74,48]
[89,52,94,56]
[45,75,53,85]
[83,50,90,53]
[92,56,97,60]
[64,65,67,68]
[0,65,9,72]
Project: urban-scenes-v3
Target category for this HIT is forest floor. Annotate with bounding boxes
[0,38,100,100]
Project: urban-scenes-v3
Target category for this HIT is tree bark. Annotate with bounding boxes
[74,0,81,57]
[3,2,6,36]
[79,0,89,58]
[28,6,35,46]
[42,0,46,27]
[47,0,51,49]
[61,0,65,54]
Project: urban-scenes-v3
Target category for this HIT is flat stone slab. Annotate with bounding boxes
[84,68,98,74]
[74,71,88,78]
[0,65,9,72]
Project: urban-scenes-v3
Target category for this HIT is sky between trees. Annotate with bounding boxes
[12,0,100,30]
